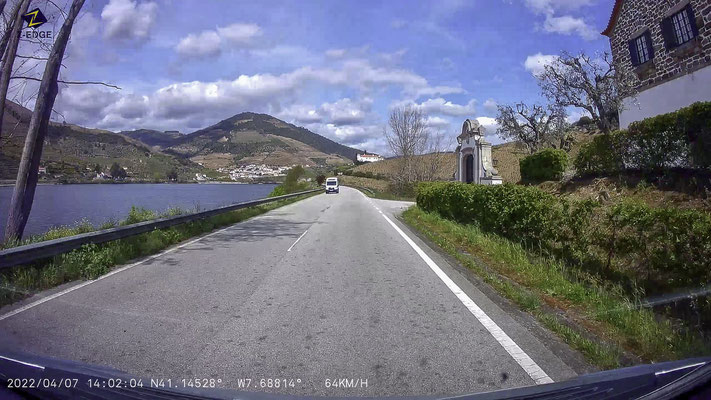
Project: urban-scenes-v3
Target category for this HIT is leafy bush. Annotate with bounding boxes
[574,132,625,176]
[269,166,309,197]
[575,102,711,176]
[416,182,711,293]
[679,102,711,168]
[520,148,568,182]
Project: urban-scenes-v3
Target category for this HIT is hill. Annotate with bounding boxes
[0,101,207,182]
[161,112,360,168]
[121,129,182,149]
[353,132,596,183]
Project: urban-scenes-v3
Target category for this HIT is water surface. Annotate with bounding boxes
[0,183,277,239]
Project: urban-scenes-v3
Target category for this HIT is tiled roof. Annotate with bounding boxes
[602,0,624,37]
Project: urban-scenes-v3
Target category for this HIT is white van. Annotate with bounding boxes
[325,177,339,194]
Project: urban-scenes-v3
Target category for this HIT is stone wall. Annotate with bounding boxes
[608,0,711,92]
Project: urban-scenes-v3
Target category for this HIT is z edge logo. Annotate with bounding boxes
[23,8,48,29]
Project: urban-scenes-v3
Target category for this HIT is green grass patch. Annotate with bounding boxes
[0,193,318,308]
[352,186,414,202]
[402,206,710,369]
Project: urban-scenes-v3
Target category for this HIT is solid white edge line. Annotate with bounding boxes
[0,355,45,370]
[0,222,238,322]
[287,230,308,252]
[655,361,706,376]
[370,197,554,385]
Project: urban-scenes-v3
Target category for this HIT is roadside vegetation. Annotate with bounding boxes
[268,166,316,197]
[0,193,317,308]
[403,205,710,369]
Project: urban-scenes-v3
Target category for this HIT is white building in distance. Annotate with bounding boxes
[357,153,384,163]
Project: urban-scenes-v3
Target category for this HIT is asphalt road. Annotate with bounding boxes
[0,186,581,397]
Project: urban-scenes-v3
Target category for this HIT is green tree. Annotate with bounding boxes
[283,166,305,189]
[110,162,126,180]
[167,168,178,182]
[269,166,307,197]
[316,174,326,185]
[93,164,102,174]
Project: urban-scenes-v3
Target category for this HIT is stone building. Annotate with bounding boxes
[454,119,502,185]
[602,0,711,128]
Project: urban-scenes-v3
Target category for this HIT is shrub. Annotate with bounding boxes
[269,166,309,197]
[626,113,688,171]
[520,148,569,182]
[679,102,711,169]
[416,182,711,293]
[574,102,711,176]
[574,132,625,176]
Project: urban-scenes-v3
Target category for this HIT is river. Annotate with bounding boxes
[0,183,277,240]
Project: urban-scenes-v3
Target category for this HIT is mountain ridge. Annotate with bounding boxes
[1,102,361,180]
[162,111,361,168]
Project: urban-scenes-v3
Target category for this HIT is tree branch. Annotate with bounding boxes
[10,75,121,89]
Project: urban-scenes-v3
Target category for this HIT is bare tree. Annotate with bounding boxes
[537,51,636,134]
[384,106,449,189]
[419,130,447,182]
[385,106,428,186]
[0,0,17,59]
[5,0,84,242]
[0,0,30,145]
[496,102,569,154]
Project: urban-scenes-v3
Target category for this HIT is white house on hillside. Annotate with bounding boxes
[603,0,711,128]
[357,153,384,163]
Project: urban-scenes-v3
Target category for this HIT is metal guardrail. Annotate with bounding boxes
[0,189,321,269]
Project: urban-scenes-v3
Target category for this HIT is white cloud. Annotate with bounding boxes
[476,116,499,134]
[279,98,373,127]
[67,12,100,58]
[176,23,263,58]
[305,122,383,149]
[523,0,594,15]
[216,23,262,45]
[101,0,157,43]
[73,13,100,40]
[520,0,597,40]
[279,104,322,124]
[325,48,347,58]
[543,14,597,40]
[425,116,451,129]
[396,97,477,117]
[483,98,498,113]
[524,52,557,76]
[55,58,454,139]
[176,31,222,58]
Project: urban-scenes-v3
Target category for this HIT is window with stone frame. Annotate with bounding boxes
[629,30,654,67]
[661,3,699,49]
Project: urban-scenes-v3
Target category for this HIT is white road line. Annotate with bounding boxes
[372,199,554,385]
[0,355,44,370]
[287,230,308,252]
[0,223,238,322]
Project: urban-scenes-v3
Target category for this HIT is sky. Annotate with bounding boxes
[23,0,616,154]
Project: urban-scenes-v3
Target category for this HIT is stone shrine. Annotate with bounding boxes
[454,119,502,185]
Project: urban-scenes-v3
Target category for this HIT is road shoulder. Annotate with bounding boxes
[371,198,593,379]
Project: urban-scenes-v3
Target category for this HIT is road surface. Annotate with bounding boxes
[0,186,583,397]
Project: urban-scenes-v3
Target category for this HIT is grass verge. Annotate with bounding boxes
[402,206,710,370]
[349,186,414,202]
[0,193,318,308]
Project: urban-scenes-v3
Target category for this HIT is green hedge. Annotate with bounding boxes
[575,102,711,176]
[416,182,711,293]
[520,148,568,182]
